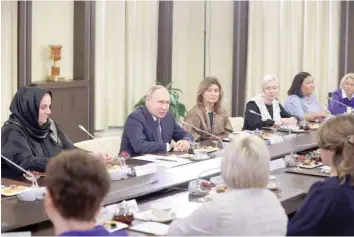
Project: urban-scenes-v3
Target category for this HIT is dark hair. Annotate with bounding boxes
[287,72,311,97]
[45,150,110,221]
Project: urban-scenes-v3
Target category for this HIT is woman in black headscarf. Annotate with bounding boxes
[1,87,111,180]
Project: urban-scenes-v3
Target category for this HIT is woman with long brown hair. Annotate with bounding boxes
[183,76,233,141]
[287,114,354,235]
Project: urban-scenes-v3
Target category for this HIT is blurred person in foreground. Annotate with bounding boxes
[287,114,354,235]
[44,149,127,236]
[168,134,287,235]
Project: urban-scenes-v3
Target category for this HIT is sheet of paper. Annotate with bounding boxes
[269,158,286,171]
[2,232,31,236]
[132,155,191,168]
[129,222,169,236]
[134,163,158,176]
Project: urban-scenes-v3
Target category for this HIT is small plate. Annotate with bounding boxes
[1,186,31,197]
[195,147,219,153]
[299,163,323,169]
[177,154,195,159]
[134,210,176,223]
[103,220,128,233]
[266,182,279,190]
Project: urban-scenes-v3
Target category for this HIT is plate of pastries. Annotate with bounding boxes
[106,164,121,173]
[261,132,273,140]
[1,185,29,197]
[195,146,219,153]
[295,150,323,169]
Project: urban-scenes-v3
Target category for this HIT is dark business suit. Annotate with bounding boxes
[120,106,194,156]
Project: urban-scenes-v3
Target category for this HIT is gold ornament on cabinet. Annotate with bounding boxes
[47,45,68,82]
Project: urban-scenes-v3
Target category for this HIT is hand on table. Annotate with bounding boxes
[281,117,297,125]
[92,152,114,163]
[173,140,191,152]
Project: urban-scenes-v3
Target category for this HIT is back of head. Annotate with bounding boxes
[221,134,270,189]
[287,72,311,97]
[45,149,110,221]
[317,114,354,184]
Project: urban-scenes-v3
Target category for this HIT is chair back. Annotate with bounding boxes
[229,117,244,132]
[74,136,121,155]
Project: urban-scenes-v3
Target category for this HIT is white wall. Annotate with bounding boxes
[1,1,18,124]
[32,1,74,82]
[172,1,234,115]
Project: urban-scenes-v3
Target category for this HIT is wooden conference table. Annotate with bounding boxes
[1,130,324,235]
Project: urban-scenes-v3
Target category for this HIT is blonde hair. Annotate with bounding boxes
[317,114,354,185]
[261,74,279,91]
[221,134,270,189]
[340,73,354,88]
[196,76,224,114]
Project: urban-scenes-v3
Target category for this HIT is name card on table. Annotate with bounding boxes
[269,158,286,171]
[268,135,284,145]
[133,164,157,177]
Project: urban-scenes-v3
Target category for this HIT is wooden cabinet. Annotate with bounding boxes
[31,80,91,143]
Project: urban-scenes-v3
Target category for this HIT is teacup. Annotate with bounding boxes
[32,187,46,200]
[193,149,208,160]
[17,190,36,202]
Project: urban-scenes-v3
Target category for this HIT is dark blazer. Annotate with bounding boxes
[120,106,193,156]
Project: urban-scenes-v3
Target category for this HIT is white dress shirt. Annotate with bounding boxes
[168,188,288,236]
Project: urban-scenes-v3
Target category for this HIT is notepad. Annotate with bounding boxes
[129,222,169,236]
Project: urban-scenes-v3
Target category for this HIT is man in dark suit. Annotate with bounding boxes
[120,85,194,156]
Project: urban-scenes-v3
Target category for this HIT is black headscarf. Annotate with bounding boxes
[7,86,52,140]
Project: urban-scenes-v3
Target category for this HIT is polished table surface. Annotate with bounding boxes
[1,130,322,234]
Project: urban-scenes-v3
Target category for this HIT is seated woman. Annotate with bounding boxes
[183,76,233,141]
[328,73,354,115]
[1,87,112,180]
[45,150,127,236]
[284,72,329,120]
[243,74,298,130]
[287,114,354,235]
[168,134,288,236]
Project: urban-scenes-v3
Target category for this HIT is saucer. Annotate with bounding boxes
[134,210,176,223]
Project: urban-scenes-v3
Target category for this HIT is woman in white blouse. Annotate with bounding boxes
[168,134,288,236]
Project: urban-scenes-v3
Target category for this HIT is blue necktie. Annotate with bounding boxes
[156,119,163,143]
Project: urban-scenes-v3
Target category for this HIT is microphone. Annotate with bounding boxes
[249,110,275,122]
[1,155,39,188]
[188,168,221,196]
[78,125,124,167]
[328,97,353,113]
[249,110,293,136]
[180,121,225,149]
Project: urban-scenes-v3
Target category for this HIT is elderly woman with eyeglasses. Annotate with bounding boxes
[328,73,354,115]
[168,134,288,236]
[243,74,298,131]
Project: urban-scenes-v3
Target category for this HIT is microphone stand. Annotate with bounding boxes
[78,125,124,167]
[180,121,225,149]
[328,97,353,114]
[1,155,39,188]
